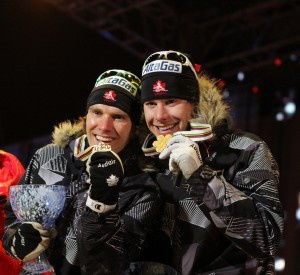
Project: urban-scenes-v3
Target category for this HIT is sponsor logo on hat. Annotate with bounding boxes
[153,80,167,96]
[103,90,117,102]
[96,76,137,97]
[142,60,182,76]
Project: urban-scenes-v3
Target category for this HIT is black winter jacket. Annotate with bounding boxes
[140,74,284,275]
[3,121,166,275]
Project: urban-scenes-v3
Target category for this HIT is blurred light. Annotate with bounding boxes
[284,101,296,116]
[101,31,113,39]
[275,112,284,121]
[274,57,282,66]
[223,89,230,99]
[237,71,245,81]
[296,207,300,222]
[275,257,285,272]
[297,192,300,222]
[290,54,297,62]
[251,86,260,94]
[218,80,226,88]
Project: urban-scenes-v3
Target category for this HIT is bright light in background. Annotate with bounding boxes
[296,208,300,221]
[237,71,245,81]
[296,191,300,222]
[284,102,296,116]
[275,112,284,121]
[290,53,297,62]
[274,87,297,121]
[275,257,285,272]
[223,89,230,99]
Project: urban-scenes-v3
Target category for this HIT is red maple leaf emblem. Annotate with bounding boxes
[103,90,117,101]
[153,80,167,93]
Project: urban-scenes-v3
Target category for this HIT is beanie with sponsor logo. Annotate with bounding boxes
[86,69,141,124]
[141,50,200,104]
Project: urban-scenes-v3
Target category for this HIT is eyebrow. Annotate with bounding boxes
[89,106,129,117]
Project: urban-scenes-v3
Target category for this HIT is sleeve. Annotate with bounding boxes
[77,173,167,275]
[192,134,283,259]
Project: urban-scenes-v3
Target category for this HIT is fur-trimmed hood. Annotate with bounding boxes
[195,73,233,136]
[52,119,84,148]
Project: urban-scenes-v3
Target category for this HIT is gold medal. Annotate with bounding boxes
[152,134,172,152]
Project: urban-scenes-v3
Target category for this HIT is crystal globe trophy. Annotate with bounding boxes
[10,184,66,273]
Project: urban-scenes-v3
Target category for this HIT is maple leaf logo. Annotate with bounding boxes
[106,174,119,186]
[153,80,168,93]
[103,90,117,102]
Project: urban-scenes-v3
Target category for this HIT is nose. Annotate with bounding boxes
[154,104,168,121]
[98,115,113,131]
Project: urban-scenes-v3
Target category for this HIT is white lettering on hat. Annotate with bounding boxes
[95,76,137,97]
[142,60,182,76]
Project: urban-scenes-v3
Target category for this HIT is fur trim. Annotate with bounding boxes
[52,120,84,147]
[196,74,233,132]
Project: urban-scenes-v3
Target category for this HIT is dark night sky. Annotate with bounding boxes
[0,0,141,147]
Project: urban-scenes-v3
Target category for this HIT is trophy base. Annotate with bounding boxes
[21,253,55,274]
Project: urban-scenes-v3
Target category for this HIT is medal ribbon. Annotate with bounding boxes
[74,135,112,161]
[143,123,213,156]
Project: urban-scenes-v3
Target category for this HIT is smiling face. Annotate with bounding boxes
[143,98,193,137]
[86,104,132,153]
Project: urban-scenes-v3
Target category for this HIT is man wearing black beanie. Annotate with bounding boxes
[140,50,284,275]
[3,70,167,274]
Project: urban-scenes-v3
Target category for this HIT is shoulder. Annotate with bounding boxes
[29,143,72,170]
[228,131,266,149]
[35,143,64,157]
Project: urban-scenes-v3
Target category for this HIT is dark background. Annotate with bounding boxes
[1,0,299,274]
[1,0,142,145]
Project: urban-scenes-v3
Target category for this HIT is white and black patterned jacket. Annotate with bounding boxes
[140,74,284,275]
[3,121,164,275]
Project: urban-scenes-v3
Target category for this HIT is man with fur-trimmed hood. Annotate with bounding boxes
[140,50,284,274]
[2,70,166,274]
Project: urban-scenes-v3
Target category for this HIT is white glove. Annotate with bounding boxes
[159,135,203,179]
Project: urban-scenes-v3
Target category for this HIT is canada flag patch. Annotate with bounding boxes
[153,80,168,95]
[103,90,117,102]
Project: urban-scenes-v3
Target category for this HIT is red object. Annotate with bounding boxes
[251,85,260,94]
[194,63,201,72]
[0,150,25,275]
[274,57,282,66]
[218,79,226,88]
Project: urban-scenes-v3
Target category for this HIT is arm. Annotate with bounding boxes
[193,133,283,258]
[78,173,163,274]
